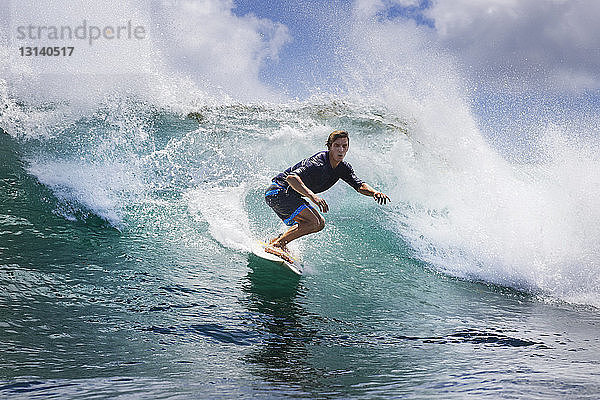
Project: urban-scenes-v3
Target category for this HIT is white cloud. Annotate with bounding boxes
[354,0,600,94]
[393,0,420,6]
[354,0,385,20]
[425,0,600,93]
[149,0,291,100]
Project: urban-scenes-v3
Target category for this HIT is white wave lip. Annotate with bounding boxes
[186,185,255,253]
[27,159,143,228]
[338,7,600,306]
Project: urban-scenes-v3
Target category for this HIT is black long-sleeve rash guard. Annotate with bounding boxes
[273,151,364,195]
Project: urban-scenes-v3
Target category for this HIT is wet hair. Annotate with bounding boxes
[326,130,349,149]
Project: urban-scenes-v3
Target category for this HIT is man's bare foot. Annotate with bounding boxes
[268,234,282,244]
[268,234,288,253]
[264,245,293,263]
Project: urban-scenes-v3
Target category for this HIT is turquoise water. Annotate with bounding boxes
[2,99,600,398]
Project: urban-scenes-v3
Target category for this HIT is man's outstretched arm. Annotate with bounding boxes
[357,183,390,205]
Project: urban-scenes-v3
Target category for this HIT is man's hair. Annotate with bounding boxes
[326,130,349,149]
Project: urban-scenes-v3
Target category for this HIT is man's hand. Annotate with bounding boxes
[358,183,390,205]
[373,191,390,205]
[311,195,329,213]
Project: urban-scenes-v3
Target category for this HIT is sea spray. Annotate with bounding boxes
[337,11,600,306]
[186,185,255,253]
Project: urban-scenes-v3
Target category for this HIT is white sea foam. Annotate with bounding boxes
[185,185,255,253]
[339,10,600,306]
[27,159,144,228]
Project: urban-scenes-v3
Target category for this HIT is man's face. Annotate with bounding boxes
[330,137,349,163]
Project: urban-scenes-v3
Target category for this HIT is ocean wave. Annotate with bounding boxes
[2,81,600,307]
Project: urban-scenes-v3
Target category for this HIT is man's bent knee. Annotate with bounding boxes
[294,207,325,233]
[308,217,324,233]
[309,210,325,233]
[315,217,325,232]
[297,218,323,233]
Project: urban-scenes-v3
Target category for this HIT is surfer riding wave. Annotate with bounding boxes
[264,130,390,262]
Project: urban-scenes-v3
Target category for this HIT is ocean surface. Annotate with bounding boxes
[1,90,600,399]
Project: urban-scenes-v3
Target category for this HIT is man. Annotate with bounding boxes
[264,130,390,261]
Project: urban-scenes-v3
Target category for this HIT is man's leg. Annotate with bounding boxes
[270,207,324,250]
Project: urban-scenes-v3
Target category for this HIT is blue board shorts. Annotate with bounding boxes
[265,182,314,226]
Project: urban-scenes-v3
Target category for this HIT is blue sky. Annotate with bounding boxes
[380,0,433,27]
[230,0,437,97]
[231,0,352,97]
[228,0,600,101]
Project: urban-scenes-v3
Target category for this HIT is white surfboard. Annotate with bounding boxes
[251,240,303,275]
